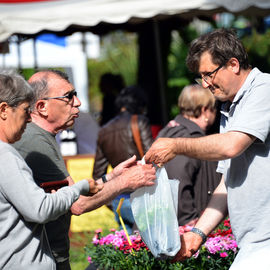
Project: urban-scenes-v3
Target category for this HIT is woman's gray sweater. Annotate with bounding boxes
[0,141,89,269]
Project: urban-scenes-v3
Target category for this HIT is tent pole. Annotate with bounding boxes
[81,32,87,54]
[33,38,38,71]
[16,36,22,73]
[152,19,168,125]
[2,53,5,68]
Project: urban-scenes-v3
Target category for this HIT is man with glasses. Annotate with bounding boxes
[145,28,270,269]
[14,69,156,270]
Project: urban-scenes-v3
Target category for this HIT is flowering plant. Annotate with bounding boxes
[85,219,238,270]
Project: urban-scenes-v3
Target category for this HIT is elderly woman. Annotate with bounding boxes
[157,84,221,226]
[0,71,102,270]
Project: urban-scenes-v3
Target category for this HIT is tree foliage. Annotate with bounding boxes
[87,31,138,113]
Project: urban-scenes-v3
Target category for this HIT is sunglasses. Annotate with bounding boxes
[43,90,77,101]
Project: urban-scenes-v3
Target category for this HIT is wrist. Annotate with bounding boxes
[190,227,207,244]
[106,170,115,181]
[115,173,129,193]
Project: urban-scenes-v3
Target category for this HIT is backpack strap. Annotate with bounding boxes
[131,114,144,159]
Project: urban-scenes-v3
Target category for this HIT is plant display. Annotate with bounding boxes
[85,219,238,270]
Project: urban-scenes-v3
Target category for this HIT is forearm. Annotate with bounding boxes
[194,176,228,236]
[175,131,254,161]
[71,175,125,214]
[172,177,228,263]
[71,161,156,215]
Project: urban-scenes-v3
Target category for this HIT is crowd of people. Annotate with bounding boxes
[0,27,270,270]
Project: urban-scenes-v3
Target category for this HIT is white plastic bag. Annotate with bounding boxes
[130,164,180,259]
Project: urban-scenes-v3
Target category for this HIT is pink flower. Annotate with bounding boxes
[204,234,237,254]
[92,236,99,245]
[95,228,102,234]
[88,256,92,263]
[220,252,228,257]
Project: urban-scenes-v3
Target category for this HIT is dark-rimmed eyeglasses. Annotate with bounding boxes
[195,64,224,86]
[43,89,77,101]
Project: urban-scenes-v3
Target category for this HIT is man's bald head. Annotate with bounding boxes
[29,70,70,84]
[28,70,70,101]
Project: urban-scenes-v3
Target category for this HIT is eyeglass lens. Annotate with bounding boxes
[67,90,77,100]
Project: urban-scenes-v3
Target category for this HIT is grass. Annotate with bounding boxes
[70,231,94,270]
[68,205,119,269]
[69,206,118,270]
[69,228,116,269]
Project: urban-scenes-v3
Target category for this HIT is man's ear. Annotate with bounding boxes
[0,102,9,120]
[36,100,48,117]
[228,57,240,74]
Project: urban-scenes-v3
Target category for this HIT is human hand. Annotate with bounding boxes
[108,155,137,180]
[87,178,104,196]
[70,179,103,215]
[120,163,156,191]
[145,138,177,167]
[172,232,203,263]
[70,195,89,215]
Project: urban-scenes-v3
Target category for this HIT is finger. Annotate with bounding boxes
[144,181,155,187]
[171,253,185,263]
[144,151,152,163]
[141,163,154,169]
[96,183,104,191]
[121,155,136,167]
[141,165,156,177]
[88,179,103,194]
[142,173,156,186]
[89,183,104,195]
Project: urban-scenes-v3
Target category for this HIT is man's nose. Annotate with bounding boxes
[73,95,81,107]
[201,79,211,89]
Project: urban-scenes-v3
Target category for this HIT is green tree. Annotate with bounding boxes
[88,31,138,114]
[241,28,270,72]
[166,25,199,118]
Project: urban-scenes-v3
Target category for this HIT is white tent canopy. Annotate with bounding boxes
[1,0,270,42]
[1,0,270,122]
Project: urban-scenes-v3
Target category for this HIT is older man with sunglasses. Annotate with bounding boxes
[145,28,270,269]
[14,69,156,270]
